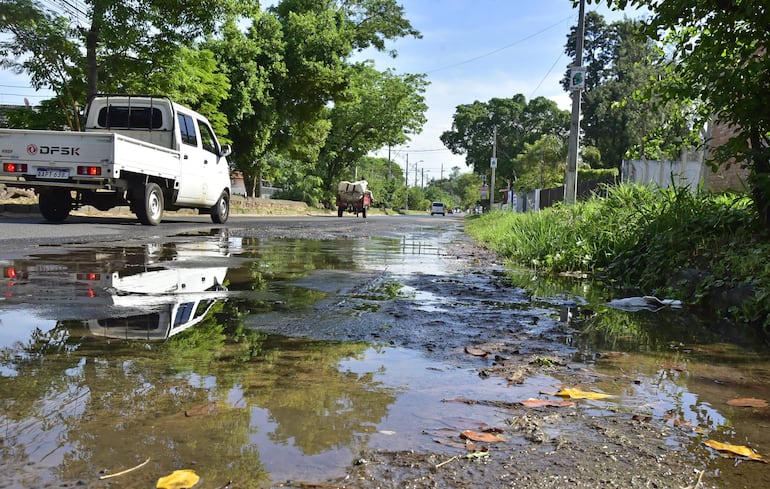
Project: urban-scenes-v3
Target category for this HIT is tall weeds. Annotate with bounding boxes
[465,184,769,330]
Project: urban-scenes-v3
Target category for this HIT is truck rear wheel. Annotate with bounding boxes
[211,190,230,224]
[39,189,72,222]
[136,183,164,225]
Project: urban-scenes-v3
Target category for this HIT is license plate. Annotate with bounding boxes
[36,168,69,179]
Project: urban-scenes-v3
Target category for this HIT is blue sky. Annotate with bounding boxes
[357,0,645,179]
[0,0,644,179]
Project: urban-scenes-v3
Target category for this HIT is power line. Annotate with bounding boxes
[423,13,575,74]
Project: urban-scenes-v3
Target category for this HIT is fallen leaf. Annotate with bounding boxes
[507,370,526,384]
[433,438,468,450]
[460,430,506,443]
[660,363,686,372]
[185,402,217,417]
[465,346,489,357]
[519,398,574,408]
[157,469,200,489]
[555,388,613,400]
[726,398,769,408]
[667,417,707,434]
[703,440,766,462]
[596,351,627,359]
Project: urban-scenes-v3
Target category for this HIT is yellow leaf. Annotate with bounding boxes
[703,440,766,462]
[157,469,200,489]
[555,387,612,400]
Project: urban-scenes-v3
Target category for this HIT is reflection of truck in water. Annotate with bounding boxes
[336,180,372,218]
[85,266,228,340]
[0,94,232,225]
[0,239,231,340]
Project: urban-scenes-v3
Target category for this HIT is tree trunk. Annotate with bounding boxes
[749,130,770,229]
[84,1,108,99]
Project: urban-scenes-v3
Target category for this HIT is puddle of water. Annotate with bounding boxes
[1,228,769,488]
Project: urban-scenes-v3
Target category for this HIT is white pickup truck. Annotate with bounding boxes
[0,94,232,225]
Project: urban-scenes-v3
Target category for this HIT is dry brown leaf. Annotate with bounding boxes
[460,430,506,443]
[519,398,574,408]
[465,346,489,357]
[726,397,769,408]
[185,402,217,417]
[667,417,707,434]
[660,363,686,372]
[703,440,767,463]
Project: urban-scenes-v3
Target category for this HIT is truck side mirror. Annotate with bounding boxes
[219,144,232,157]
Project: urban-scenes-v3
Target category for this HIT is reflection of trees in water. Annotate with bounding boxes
[243,337,395,455]
[0,304,397,484]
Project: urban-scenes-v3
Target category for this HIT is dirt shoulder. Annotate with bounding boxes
[309,233,714,489]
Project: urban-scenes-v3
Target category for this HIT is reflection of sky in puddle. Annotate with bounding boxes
[242,346,516,482]
[399,284,452,312]
[0,310,57,376]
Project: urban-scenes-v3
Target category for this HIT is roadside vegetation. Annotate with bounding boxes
[465,183,770,334]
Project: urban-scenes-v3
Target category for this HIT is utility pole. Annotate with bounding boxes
[490,126,497,209]
[405,154,409,211]
[387,144,392,179]
[565,0,585,204]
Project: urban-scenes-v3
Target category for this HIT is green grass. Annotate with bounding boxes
[465,183,770,332]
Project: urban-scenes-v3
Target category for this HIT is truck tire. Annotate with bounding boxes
[136,183,164,225]
[39,189,72,222]
[211,190,230,224]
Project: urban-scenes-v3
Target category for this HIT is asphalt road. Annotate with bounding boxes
[0,211,463,255]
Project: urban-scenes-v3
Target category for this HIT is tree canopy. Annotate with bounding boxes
[440,95,569,187]
[586,0,770,226]
[1,0,429,206]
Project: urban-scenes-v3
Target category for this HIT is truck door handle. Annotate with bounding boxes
[183,154,188,160]
[204,160,208,164]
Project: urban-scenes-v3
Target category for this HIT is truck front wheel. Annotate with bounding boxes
[211,190,230,224]
[39,189,72,222]
[136,183,164,225]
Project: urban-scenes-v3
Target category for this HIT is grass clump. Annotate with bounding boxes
[465,183,770,332]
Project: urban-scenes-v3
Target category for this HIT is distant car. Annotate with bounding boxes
[430,202,446,216]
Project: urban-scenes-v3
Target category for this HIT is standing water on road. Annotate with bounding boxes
[1,221,769,488]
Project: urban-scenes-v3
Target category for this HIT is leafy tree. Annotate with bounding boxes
[589,0,770,225]
[207,14,286,195]
[440,95,569,192]
[210,0,421,197]
[513,134,568,191]
[562,14,693,168]
[316,62,427,197]
[1,98,72,130]
[1,0,255,116]
[0,1,83,128]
